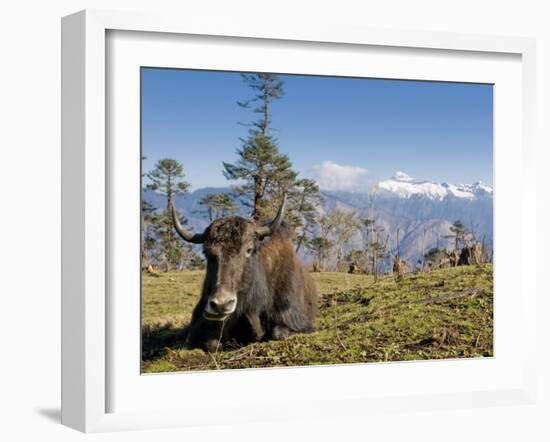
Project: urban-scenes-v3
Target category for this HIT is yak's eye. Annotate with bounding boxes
[245,247,253,257]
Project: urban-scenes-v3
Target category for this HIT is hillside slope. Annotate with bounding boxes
[142,264,493,372]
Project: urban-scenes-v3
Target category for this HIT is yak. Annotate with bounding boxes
[171,195,318,352]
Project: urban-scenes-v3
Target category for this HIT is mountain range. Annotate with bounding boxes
[143,172,493,266]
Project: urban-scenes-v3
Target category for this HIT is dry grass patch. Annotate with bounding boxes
[142,264,493,373]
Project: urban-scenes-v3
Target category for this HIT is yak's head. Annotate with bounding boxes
[171,195,286,321]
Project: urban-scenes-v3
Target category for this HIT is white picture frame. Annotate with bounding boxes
[61,9,537,433]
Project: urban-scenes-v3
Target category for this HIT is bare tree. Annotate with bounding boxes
[360,186,388,279]
[420,226,427,272]
[369,225,387,281]
[313,214,338,271]
[323,209,361,269]
[392,227,406,281]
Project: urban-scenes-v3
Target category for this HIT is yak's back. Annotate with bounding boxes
[259,226,318,323]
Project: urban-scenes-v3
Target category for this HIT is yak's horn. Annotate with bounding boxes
[255,193,287,238]
[171,200,206,244]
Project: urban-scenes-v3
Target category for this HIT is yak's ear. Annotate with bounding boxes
[255,194,287,239]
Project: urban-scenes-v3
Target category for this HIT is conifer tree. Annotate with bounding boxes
[446,220,471,252]
[224,73,297,221]
[199,193,238,221]
[307,237,333,272]
[144,158,196,271]
[146,159,190,210]
[237,73,285,137]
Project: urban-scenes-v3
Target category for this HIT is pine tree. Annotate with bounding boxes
[446,220,471,252]
[216,193,239,218]
[237,73,284,137]
[144,158,195,271]
[224,73,297,221]
[423,247,448,269]
[198,193,217,222]
[199,193,238,221]
[146,159,190,210]
[307,237,333,272]
[224,135,296,220]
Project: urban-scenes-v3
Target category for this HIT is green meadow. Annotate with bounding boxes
[141,264,493,373]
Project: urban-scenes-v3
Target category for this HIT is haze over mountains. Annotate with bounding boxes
[143,171,493,265]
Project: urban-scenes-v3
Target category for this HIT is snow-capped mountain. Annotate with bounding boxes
[378,171,493,201]
[321,171,493,264]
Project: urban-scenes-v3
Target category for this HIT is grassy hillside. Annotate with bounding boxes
[142,264,493,373]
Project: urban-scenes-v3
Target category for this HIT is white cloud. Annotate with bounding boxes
[311,161,369,191]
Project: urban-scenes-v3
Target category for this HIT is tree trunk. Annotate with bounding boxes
[262,92,269,136]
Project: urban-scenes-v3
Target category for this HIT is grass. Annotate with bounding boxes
[141,264,493,373]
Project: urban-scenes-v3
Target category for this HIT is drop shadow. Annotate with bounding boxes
[35,407,61,423]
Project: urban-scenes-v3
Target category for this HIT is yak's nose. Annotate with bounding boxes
[205,292,237,318]
[208,298,236,314]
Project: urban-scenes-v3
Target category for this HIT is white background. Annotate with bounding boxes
[108,30,524,415]
[0,1,548,441]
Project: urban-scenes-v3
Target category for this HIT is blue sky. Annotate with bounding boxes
[141,68,493,191]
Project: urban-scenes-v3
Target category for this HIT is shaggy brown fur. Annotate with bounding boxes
[179,217,318,351]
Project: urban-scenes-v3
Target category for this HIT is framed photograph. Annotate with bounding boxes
[61,9,537,432]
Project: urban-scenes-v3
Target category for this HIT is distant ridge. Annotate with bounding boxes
[143,171,493,264]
